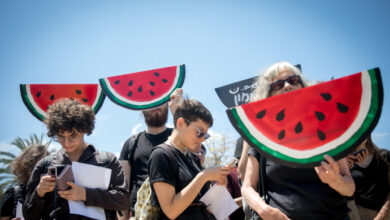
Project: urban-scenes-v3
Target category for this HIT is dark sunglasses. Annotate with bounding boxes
[270,75,302,92]
[184,119,210,140]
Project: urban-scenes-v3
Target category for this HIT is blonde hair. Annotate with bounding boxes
[250,61,310,101]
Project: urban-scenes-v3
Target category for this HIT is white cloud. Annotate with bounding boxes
[372,132,390,139]
[0,141,18,154]
[131,123,144,135]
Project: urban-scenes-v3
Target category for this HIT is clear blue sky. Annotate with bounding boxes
[1,0,389,156]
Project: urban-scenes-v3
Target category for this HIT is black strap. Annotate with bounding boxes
[259,154,267,201]
[127,132,142,194]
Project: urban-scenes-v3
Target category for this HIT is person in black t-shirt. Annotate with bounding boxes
[149,98,231,220]
[346,135,390,220]
[118,89,182,219]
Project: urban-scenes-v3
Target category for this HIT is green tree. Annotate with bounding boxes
[0,133,51,200]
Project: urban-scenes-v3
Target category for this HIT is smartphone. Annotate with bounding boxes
[48,166,57,177]
[352,149,367,157]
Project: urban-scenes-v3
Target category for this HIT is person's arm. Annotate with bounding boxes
[168,88,183,115]
[153,166,230,219]
[242,155,290,220]
[23,161,53,220]
[117,160,131,220]
[314,155,355,197]
[237,141,250,181]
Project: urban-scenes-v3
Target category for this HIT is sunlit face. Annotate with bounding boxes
[55,130,85,154]
[269,69,303,97]
[179,119,210,152]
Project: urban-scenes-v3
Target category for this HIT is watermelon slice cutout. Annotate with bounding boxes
[20,84,106,121]
[99,65,185,110]
[227,68,383,167]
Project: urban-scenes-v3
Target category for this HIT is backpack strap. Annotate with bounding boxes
[126,132,142,195]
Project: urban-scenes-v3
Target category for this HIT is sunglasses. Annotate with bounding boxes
[184,119,210,140]
[270,75,302,92]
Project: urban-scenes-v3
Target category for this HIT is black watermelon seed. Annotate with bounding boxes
[315,111,325,121]
[295,121,303,134]
[150,90,155,96]
[162,79,168,83]
[256,110,266,119]
[128,80,133,86]
[114,80,120,85]
[82,98,88,103]
[75,90,82,95]
[278,130,285,140]
[317,129,326,141]
[149,81,155,86]
[154,72,160,76]
[138,86,142,92]
[50,94,55,101]
[36,91,41,98]
[320,93,332,101]
[128,91,132,97]
[337,102,348,113]
[276,109,285,121]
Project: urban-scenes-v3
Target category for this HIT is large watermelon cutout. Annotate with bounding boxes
[20,84,106,121]
[227,68,383,167]
[99,65,185,110]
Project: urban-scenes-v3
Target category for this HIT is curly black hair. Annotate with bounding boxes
[45,98,95,137]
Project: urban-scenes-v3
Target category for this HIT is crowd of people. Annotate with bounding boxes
[0,61,388,220]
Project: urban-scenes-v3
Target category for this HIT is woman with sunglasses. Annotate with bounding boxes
[148,98,231,219]
[241,62,355,220]
[23,98,129,220]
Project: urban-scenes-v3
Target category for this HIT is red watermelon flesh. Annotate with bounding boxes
[106,66,177,102]
[227,68,383,167]
[99,65,185,110]
[20,84,105,121]
[243,73,362,150]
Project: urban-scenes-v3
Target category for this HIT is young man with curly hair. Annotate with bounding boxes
[23,98,129,220]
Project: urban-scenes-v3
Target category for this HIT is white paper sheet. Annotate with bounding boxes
[68,162,112,220]
[16,201,25,220]
[200,185,239,220]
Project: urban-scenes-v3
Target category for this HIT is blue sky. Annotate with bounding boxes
[0,0,389,157]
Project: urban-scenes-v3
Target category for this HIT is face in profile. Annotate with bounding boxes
[143,104,168,127]
[179,119,210,152]
[269,69,303,97]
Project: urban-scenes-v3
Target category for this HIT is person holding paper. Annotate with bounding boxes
[241,62,355,220]
[148,98,231,219]
[23,98,129,220]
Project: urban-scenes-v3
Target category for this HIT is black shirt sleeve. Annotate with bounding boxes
[148,147,176,187]
[0,187,14,217]
[119,138,131,161]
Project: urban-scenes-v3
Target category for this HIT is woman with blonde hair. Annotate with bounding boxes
[241,61,355,220]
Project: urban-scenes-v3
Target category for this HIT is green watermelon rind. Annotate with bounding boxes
[99,64,185,110]
[20,84,106,121]
[227,68,383,167]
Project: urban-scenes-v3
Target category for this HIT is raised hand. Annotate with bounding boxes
[36,175,56,197]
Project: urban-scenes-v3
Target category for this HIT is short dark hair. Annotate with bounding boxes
[45,98,95,137]
[173,99,213,128]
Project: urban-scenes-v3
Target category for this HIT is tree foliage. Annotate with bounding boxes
[203,131,236,167]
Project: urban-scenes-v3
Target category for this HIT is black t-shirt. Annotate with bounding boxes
[248,147,349,220]
[148,144,212,220]
[119,128,173,210]
[351,149,390,211]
